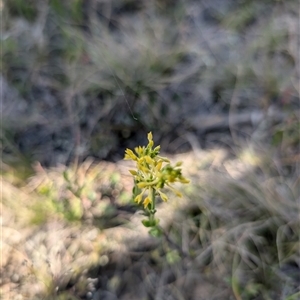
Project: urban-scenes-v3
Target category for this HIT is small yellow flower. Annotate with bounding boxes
[129,170,138,175]
[157,190,168,202]
[143,196,151,208]
[134,193,143,204]
[124,132,189,209]
[137,182,149,189]
[144,155,153,164]
[124,149,138,161]
[179,177,190,184]
[135,146,144,157]
[147,132,154,147]
[155,161,163,171]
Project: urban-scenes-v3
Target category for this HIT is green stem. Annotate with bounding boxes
[149,187,155,223]
[151,188,156,211]
[149,188,155,223]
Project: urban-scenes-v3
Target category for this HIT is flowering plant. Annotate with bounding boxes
[124,132,189,234]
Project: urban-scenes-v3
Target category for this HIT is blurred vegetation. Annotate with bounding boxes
[1,0,299,299]
[2,0,298,165]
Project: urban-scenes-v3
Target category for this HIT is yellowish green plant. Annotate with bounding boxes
[124,132,189,234]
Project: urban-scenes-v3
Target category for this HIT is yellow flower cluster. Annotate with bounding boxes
[124,132,190,209]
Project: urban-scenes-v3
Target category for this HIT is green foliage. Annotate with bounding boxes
[166,249,181,265]
[272,113,300,150]
[285,292,300,300]
[7,0,38,22]
[50,0,83,23]
[0,38,17,73]
[26,160,130,225]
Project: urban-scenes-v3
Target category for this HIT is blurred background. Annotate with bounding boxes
[1,0,299,299]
